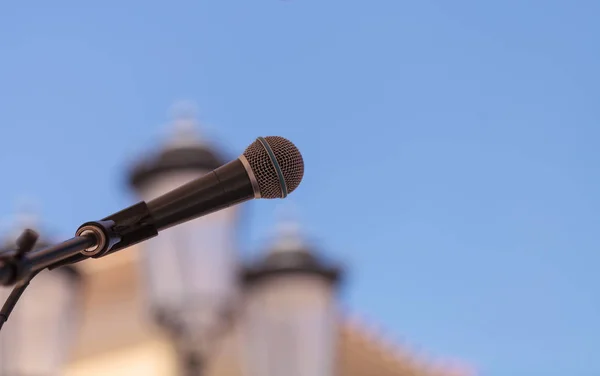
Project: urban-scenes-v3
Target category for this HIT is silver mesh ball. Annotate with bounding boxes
[242,136,304,199]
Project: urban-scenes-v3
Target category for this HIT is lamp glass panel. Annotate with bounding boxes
[242,275,337,376]
[137,172,239,337]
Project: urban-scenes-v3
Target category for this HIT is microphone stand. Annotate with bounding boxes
[0,201,160,332]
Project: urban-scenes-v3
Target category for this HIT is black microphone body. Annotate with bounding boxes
[147,158,255,232]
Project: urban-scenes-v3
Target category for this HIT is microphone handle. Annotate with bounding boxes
[147,158,255,232]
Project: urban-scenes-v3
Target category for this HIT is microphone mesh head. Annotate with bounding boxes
[242,136,304,199]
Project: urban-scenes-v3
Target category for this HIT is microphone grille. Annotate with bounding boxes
[242,136,304,199]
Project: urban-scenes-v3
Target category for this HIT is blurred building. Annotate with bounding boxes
[1,106,473,376]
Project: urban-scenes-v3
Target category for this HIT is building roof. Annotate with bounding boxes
[204,313,471,376]
[66,239,473,376]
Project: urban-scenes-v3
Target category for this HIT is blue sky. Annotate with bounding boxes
[1,0,599,374]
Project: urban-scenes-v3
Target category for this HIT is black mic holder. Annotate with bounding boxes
[0,201,159,287]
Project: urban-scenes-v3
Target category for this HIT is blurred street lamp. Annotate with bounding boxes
[128,106,242,375]
[0,219,83,376]
[241,219,342,376]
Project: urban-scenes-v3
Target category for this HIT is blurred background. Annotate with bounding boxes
[0,0,599,375]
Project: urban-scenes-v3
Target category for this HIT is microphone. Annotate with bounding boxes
[0,136,304,286]
[145,135,304,232]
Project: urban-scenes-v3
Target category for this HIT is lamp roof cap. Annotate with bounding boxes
[242,205,342,285]
[129,101,227,189]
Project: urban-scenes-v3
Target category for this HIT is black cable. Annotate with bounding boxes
[0,270,42,332]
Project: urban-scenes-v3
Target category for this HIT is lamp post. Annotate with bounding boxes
[0,225,83,376]
[240,220,342,376]
[128,105,242,376]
